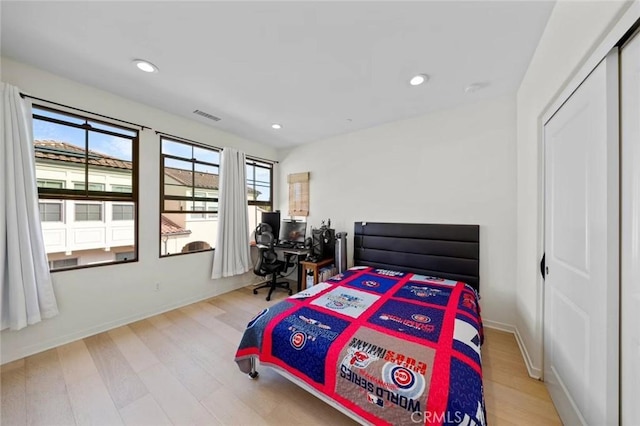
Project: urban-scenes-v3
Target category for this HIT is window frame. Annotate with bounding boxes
[33,104,139,271]
[159,135,274,258]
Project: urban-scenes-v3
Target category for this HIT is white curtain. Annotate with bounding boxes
[211,147,252,279]
[1,83,59,331]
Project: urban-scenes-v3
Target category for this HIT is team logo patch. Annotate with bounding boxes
[341,347,379,369]
[311,287,380,318]
[290,331,307,350]
[381,362,426,398]
[375,269,405,277]
[247,308,268,329]
[367,393,384,407]
[363,280,380,288]
[411,313,431,323]
[407,286,442,298]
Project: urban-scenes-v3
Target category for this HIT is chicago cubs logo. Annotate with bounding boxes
[247,308,268,329]
[362,280,380,288]
[391,366,415,389]
[411,314,431,323]
[290,331,307,350]
[381,362,426,398]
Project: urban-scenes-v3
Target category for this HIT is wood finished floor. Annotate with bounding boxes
[1,282,561,425]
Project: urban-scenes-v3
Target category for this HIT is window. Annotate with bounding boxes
[33,105,138,269]
[74,182,106,191]
[112,204,134,221]
[115,251,135,261]
[247,159,274,234]
[75,203,103,221]
[49,258,78,270]
[111,184,132,193]
[39,201,63,222]
[160,136,219,256]
[159,136,274,256]
[37,179,65,189]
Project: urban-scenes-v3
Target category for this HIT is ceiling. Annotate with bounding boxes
[1,1,555,149]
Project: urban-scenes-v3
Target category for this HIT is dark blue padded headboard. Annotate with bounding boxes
[353,222,480,292]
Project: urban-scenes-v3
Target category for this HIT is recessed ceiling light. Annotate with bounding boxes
[271,123,282,130]
[409,74,429,86]
[133,59,159,73]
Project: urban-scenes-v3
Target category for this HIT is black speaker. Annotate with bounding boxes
[322,228,335,259]
[261,211,280,242]
[312,229,324,259]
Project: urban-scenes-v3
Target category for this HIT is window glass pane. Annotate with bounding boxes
[39,202,63,222]
[50,258,79,270]
[33,121,86,184]
[162,139,193,159]
[164,157,194,196]
[112,204,134,221]
[37,179,65,189]
[75,203,103,221]
[88,121,137,138]
[115,251,135,261]
[74,182,106,191]
[193,146,219,164]
[160,213,216,256]
[88,132,133,193]
[193,164,219,195]
[34,107,84,125]
[111,184,132,193]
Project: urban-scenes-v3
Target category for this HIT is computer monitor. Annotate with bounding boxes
[261,211,281,241]
[279,220,307,244]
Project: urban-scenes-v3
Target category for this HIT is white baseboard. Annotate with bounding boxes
[513,327,542,379]
[1,281,249,364]
[483,321,542,380]
[483,319,515,333]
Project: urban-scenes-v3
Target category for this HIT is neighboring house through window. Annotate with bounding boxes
[33,105,138,270]
[159,136,274,256]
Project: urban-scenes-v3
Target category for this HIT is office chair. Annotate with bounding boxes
[253,223,294,301]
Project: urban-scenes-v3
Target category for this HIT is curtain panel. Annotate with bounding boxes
[1,83,59,330]
[211,148,252,279]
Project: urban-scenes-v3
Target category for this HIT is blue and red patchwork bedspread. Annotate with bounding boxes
[235,266,486,425]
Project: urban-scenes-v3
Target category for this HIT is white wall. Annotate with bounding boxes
[515,0,631,377]
[0,57,276,363]
[278,96,518,328]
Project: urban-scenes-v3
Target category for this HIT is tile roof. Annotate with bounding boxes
[164,167,219,190]
[161,215,191,236]
[34,140,259,196]
[34,140,132,170]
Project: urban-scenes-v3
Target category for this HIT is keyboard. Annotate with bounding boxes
[275,241,295,248]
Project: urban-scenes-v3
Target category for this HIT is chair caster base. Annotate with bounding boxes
[266,295,271,301]
[249,371,259,380]
[253,289,258,295]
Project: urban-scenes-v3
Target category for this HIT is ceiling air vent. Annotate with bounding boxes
[193,110,221,122]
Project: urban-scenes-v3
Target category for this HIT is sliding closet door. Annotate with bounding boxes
[543,49,619,425]
[621,31,640,425]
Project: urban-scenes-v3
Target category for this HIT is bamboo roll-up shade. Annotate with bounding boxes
[288,172,309,216]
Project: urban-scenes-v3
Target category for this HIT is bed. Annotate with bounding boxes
[235,222,484,425]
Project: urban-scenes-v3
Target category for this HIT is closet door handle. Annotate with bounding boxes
[540,253,546,279]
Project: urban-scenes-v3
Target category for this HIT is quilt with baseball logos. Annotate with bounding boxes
[235,266,486,426]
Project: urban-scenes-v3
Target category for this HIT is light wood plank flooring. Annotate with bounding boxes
[1,282,560,425]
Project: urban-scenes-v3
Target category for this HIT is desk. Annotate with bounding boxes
[300,258,335,288]
[277,248,309,293]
